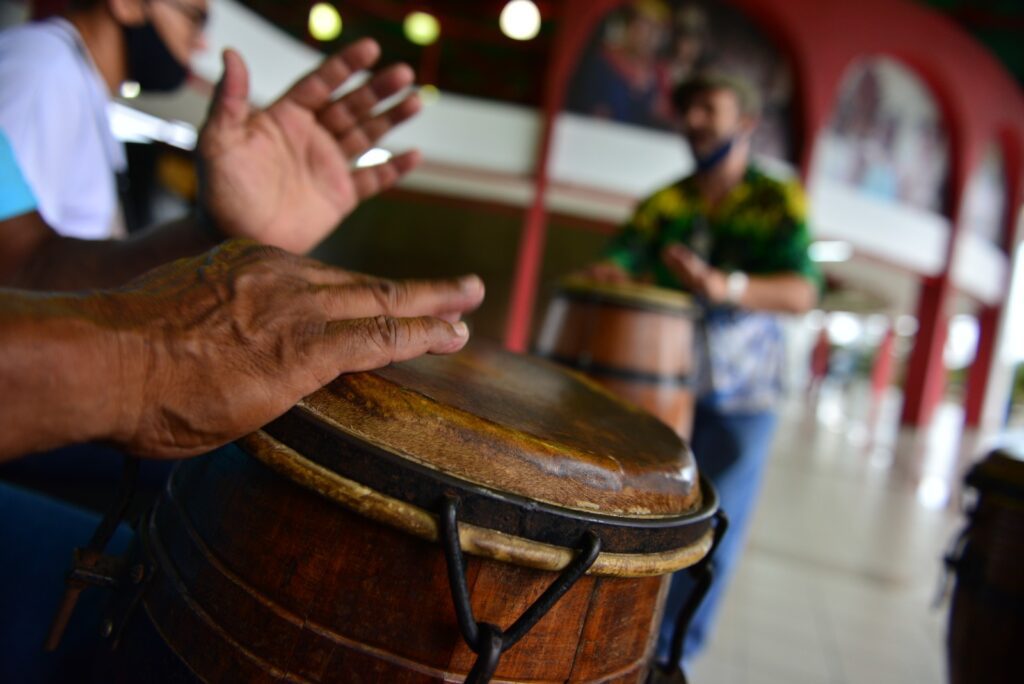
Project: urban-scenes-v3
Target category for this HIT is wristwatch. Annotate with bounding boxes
[725,271,748,306]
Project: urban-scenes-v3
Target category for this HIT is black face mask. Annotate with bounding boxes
[693,136,736,173]
[123,21,189,92]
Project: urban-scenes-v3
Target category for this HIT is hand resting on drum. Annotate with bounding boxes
[0,240,485,462]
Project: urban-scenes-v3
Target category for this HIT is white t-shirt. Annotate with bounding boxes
[0,18,126,239]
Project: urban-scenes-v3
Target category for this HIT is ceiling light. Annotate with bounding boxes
[309,3,342,42]
[500,0,541,41]
[405,11,441,46]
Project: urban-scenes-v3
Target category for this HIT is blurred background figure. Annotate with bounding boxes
[807,322,832,400]
[0,0,208,239]
[584,70,819,666]
[568,0,672,128]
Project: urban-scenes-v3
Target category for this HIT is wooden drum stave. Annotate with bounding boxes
[106,342,719,683]
[947,446,1024,684]
[535,277,700,439]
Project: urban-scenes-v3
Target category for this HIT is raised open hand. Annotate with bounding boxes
[198,39,422,254]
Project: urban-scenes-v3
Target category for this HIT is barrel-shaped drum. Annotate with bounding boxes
[107,343,717,682]
[536,277,700,438]
[947,447,1024,684]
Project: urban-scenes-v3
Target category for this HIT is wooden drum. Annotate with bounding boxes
[947,446,1024,684]
[536,277,700,438]
[107,343,718,682]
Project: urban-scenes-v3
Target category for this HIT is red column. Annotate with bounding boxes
[502,90,558,353]
[901,277,953,427]
[503,0,625,352]
[899,75,972,428]
[418,41,442,88]
[964,305,1002,427]
[871,324,896,399]
[963,139,1022,428]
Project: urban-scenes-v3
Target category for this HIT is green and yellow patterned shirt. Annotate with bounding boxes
[605,166,820,288]
[603,166,820,412]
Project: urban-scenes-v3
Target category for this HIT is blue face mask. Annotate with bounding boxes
[123,20,189,92]
[693,136,736,173]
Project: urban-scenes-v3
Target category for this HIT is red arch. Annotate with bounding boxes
[505,0,1024,429]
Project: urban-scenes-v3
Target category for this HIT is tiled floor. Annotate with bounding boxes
[688,382,988,684]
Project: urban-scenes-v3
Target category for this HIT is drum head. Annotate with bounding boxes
[240,342,716,576]
[558,275,698,316]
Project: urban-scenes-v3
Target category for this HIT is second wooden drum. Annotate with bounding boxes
[536,277,700,438]
[107,343,718,683]
[947,446,1024,684]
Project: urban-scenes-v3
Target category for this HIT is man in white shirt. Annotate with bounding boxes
[0,0,209,239]
[0,1,423,289]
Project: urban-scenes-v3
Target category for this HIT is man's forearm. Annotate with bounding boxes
[738,274,817,314]
[0,290,133,461]
[7,214,218,291]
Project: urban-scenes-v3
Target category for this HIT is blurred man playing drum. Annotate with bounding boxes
[587,71,820,665]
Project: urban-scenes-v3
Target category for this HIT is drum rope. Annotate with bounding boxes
[660,509,729,682]
[439,493,602,683]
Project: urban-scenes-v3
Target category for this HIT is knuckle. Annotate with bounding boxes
[247,243,290,263]
[370,280,405,312]
[369,314,401,352]
[213,240,288,273]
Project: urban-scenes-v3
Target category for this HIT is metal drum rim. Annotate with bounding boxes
[557,275,700,317]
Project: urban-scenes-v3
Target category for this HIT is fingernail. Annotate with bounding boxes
[452,321,469,338]
[459,275,483,294]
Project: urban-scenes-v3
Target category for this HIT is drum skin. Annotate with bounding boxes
[947,448,1024,684]
[105,345,713,682]
[536,280,698,438]
[109,446,668,683]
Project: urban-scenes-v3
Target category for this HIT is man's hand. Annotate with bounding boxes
[662,243,727,302]
[199,40,422,254]
[581,261,632,284]
[40,240,481,461]
[662,244,818,312]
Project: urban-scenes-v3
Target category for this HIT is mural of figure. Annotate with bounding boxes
[567,0,795,161]
[817,58,950,213]
[569,0,673,129]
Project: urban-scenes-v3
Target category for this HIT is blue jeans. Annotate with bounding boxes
[656,403,779,666]
[0,482,134,683]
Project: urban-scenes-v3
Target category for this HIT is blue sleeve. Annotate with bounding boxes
[0,129,36,221]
